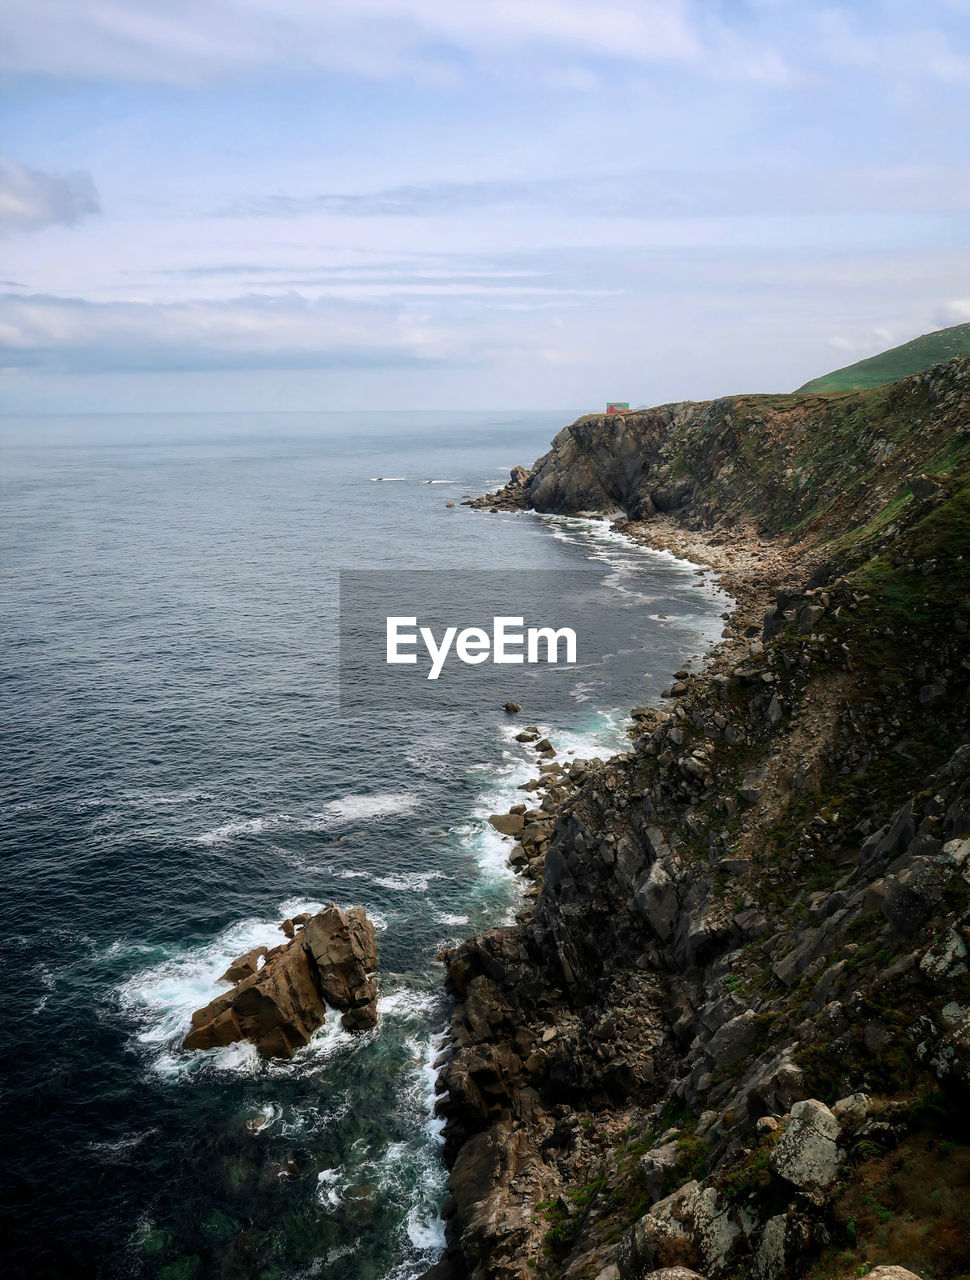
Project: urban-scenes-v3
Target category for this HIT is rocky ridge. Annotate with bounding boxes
[429,359,970,1280]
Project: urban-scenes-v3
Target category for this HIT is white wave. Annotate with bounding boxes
[326,1243,360,1265]
[322,791,422,822]
[435,912,469,927]
[372,870,446,892]
[376,988,442,1020]
[193,791,422,845]
[194,815,283,845]
[316,1165,345,1208]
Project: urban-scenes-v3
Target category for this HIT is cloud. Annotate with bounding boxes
[0,155,100,233]
[0,0,701,83]
[2,0,965,89]
[230,163,970,222]
[0,0,816,89]
[0,290,476,373]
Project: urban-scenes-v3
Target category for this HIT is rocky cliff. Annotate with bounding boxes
[430,358,970,1280]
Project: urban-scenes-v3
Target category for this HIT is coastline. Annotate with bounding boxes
[422,367,970,1280]
[422,510,806,1280]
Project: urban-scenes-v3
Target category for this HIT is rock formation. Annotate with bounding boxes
[183,904,378,1059]
[425,357,970,1280]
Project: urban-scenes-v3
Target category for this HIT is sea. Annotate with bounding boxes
[0,411,728,1280]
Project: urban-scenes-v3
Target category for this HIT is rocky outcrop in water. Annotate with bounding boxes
[427,358,970,1280]
[183,904,378,1058]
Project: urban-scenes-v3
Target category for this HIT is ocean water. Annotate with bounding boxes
[0,412,728,1280]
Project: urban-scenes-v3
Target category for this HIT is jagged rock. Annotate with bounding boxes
[183,904,378,1057]
[504,700,522,713]
[219,945,267,983]
[634,859,680,942]
[753,1213,827,1280]
[797,603,825,634]
[704,1009,760,1069]
[184,936,326,1058]
[279,911,310,940]
[769,1099,841,1190]
[302,905,377,1018]
[639,1141,680,1201]
[738,767,766,805]
[908,474,943,501]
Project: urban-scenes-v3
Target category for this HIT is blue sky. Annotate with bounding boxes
[2,0,970,413]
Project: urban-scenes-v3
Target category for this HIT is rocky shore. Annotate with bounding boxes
[426,359,970,1280]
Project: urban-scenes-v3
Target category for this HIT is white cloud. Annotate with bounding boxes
[0,290,480,372]
[0,0,700,82]
[0,155,100,233]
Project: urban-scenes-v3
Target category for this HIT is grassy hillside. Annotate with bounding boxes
[800,320,970,392]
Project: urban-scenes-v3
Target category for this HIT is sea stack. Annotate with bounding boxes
[183,904,378,1059]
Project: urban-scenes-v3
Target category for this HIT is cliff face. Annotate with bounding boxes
[473,359,969,550]
[432,359,970,1280]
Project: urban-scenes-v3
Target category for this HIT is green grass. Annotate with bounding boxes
[800,321,970,392]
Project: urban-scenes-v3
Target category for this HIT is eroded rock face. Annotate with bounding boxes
[183,904,378,1058]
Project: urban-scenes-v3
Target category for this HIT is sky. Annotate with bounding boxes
[1,0,970,415]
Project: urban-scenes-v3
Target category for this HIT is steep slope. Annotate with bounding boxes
[428,358,970,1280]
[799,322,970,392]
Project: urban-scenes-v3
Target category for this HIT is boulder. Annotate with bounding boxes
[488,812,526,836]
[503,700,521,714]
[618,1181,740,1279]
[638,1272,708,1280]
[878,857,945,933]
[797,603,825,635]
[908,474,943,501]
[184,904,378,1058]
[769,1099,841,1190]
[858,1270,925,1280]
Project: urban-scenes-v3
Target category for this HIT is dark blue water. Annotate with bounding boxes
[0,412,727,1280]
